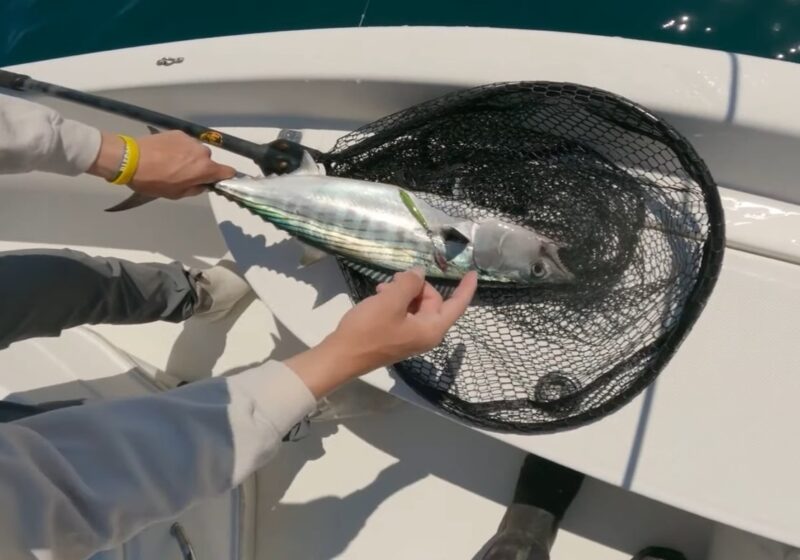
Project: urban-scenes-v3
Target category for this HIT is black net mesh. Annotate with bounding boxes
[318,82,725,433]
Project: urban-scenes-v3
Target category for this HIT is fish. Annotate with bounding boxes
[211,152,574,286]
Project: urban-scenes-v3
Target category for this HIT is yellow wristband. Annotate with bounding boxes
[109,135,140,185]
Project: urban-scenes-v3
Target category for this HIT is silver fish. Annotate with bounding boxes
[213,153,574,286]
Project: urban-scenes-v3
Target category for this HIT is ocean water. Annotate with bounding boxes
[1,0,799,67]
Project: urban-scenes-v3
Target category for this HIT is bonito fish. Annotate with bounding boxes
[213,153,574,286]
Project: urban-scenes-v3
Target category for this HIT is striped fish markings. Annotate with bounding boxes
[213,152,573,286]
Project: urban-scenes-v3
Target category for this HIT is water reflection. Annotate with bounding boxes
[662,14,691,31]
[776,42,800,60]
[0,0,798,66]
[662,13,698,34]
[659,5,799,62]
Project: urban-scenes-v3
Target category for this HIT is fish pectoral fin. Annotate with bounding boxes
[298,242,330,267]
[429,223,472,265]
[443,240,468,262]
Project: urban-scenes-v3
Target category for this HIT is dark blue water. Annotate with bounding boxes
[1,0,799,67]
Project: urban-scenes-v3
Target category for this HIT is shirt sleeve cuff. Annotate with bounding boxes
[225,360,318,437]
[59,118,102,175]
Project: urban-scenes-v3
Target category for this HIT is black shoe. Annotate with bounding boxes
[478,454,585,560]
[632,547,687,560]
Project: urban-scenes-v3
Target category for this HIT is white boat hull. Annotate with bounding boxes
[2,27,798,560]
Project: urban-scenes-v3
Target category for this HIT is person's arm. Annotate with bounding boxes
[0,93,100,176]
[0,93,234,198]
[0,269,477,560]
[0,362,314,560]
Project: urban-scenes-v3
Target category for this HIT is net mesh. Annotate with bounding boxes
[319,82,725,433]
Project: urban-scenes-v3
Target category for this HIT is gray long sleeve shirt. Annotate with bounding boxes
[0,93,318,559]
[0,93,101,175]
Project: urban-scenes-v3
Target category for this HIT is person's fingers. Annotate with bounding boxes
[381,267,426,311]
[165,130,196,144]
[376,282,388,294]
[183,186,206,197]
[407,292,423,315]
[201,162,237,183]
[416,282,443,314]
[218,163,236,179]
[437,271,477,327]
[183,131,202,144]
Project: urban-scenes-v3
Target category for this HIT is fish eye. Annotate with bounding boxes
[531,262,548,278]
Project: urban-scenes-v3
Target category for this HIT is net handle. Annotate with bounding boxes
[0,69,319,177]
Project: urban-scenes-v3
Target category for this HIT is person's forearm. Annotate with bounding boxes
[0,93,101,176]
[285,333,376,399]
[0,261,474,559]
[0,249,199,351]
[86,131,125,180]
[0,361,316,560]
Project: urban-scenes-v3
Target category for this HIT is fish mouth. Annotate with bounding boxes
[555,261,576,282]
[543,242,576,282]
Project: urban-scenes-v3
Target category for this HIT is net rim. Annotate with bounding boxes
[331,81,727,433]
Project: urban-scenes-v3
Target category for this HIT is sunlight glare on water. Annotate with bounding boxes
[0,0,798,65]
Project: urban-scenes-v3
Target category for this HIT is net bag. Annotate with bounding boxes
[318,81,725,433]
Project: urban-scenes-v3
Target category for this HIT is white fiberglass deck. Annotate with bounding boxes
[2,26,799,559]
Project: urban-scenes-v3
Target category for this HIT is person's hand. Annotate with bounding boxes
[286,268,478,398]
[88,130,235,199]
